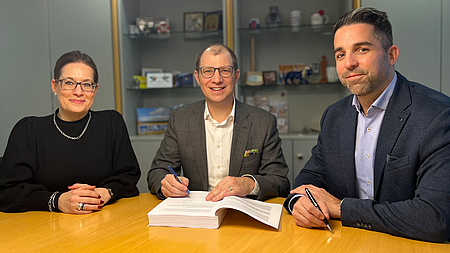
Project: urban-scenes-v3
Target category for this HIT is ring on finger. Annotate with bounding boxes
[76,202,86,211]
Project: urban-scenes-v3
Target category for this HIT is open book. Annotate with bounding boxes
[148,191,282,229]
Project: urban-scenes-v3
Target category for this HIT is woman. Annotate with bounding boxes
[0,51,140,214]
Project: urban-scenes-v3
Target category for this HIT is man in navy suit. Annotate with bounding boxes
[284,7,450,242]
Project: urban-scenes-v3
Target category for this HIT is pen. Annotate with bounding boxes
[305,188,333,233]
[168,166,190,195]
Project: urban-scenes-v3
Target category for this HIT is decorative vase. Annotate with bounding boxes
[265,6,282,28]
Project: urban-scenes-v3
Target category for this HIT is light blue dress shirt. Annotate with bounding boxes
[352,73,397,199]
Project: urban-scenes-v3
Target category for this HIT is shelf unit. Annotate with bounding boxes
[233,0,347,134]
[117,0,226,136]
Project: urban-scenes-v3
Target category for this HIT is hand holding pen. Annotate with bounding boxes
[159,166,190,198]
[305,187,333,233]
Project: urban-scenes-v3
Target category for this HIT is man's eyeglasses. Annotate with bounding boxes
[58,79,97,92]
[198,66,234,78]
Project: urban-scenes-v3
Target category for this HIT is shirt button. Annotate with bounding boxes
[366,153,370,159]
[217,165,220,169]
[367,180,371,185]
[367,127,371,132]
[217,145,220,148]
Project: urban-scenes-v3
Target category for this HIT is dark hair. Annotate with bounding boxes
[53,50,98,82]
[334,7,393,51]
[195,44,238,70]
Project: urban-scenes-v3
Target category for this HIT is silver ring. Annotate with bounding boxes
[76,202,85,211]
[228,187,232,191]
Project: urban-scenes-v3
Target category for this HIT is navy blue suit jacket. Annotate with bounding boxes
[284,72,450,242]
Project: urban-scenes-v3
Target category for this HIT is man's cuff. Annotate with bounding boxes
[242,174,260,195]
[287,194,303,213]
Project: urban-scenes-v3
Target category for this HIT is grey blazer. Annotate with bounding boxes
[148,100,290,201]
[284,72,450,242]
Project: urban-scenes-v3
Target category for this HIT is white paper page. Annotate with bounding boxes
[149,191,219,217]
[215,196,282,229]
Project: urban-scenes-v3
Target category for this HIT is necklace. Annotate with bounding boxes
[53,112,92,140]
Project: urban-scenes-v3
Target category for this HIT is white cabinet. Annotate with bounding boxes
[292,138,317,187]
[131,136,163,193]
[280,135,318,189]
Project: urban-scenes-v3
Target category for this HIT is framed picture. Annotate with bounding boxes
[204,11,222,31]
[263,71,277,85]
[310,61,320,74]
[136,17,156,34]
[184,12,204,32]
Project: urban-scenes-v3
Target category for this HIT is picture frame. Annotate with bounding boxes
[136,17,156,34]
[184,12,204,32]
[310,61,320,74]
[204,11,222,31]
[263,71,277,85]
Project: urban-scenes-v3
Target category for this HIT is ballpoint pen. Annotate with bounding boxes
[305,188,333,233]
[168,166,190,194]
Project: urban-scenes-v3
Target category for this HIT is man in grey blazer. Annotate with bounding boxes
[148,44,289,201]
[284,7,450,242]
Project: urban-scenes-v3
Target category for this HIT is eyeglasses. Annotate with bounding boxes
[58,79,97,92]
[198,66,234,78]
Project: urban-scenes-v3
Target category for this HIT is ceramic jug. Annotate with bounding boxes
[311,11,329,26]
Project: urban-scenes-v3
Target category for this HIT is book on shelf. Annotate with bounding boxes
[147,191,282,229]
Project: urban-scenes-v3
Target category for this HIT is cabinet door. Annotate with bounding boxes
[361,0,442,92]
[280,139,293,188]
[292,139,317,185]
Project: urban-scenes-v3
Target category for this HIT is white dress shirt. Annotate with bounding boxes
[204,100,259,194]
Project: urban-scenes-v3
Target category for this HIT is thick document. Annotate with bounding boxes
[148,191,282,229]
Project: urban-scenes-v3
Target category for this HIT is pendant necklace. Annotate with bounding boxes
[53,112,92,140]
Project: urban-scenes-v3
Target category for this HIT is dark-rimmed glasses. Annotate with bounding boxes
[58,78,97,92]
[198,66,234,78]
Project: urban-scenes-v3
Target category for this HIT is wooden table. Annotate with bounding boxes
[0,193,448,252]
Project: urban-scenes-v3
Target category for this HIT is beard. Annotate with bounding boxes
[340,69,371,96]
[339,66,390,97]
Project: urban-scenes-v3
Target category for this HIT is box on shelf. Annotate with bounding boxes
[175,73,194,87]
[133,75,147,89]
[146,73,173,88]
[137,122,168,135]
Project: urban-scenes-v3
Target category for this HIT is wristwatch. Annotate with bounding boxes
[107,187,114,200]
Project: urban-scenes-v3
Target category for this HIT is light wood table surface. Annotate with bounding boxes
[0,193,448,252]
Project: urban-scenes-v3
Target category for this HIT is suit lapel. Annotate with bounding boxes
[374,73,411,198]
[190,101,209,189]
[339,101,359,197]
[229,101,251,176]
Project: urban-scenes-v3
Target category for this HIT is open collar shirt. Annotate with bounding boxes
[352,73,397,199]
